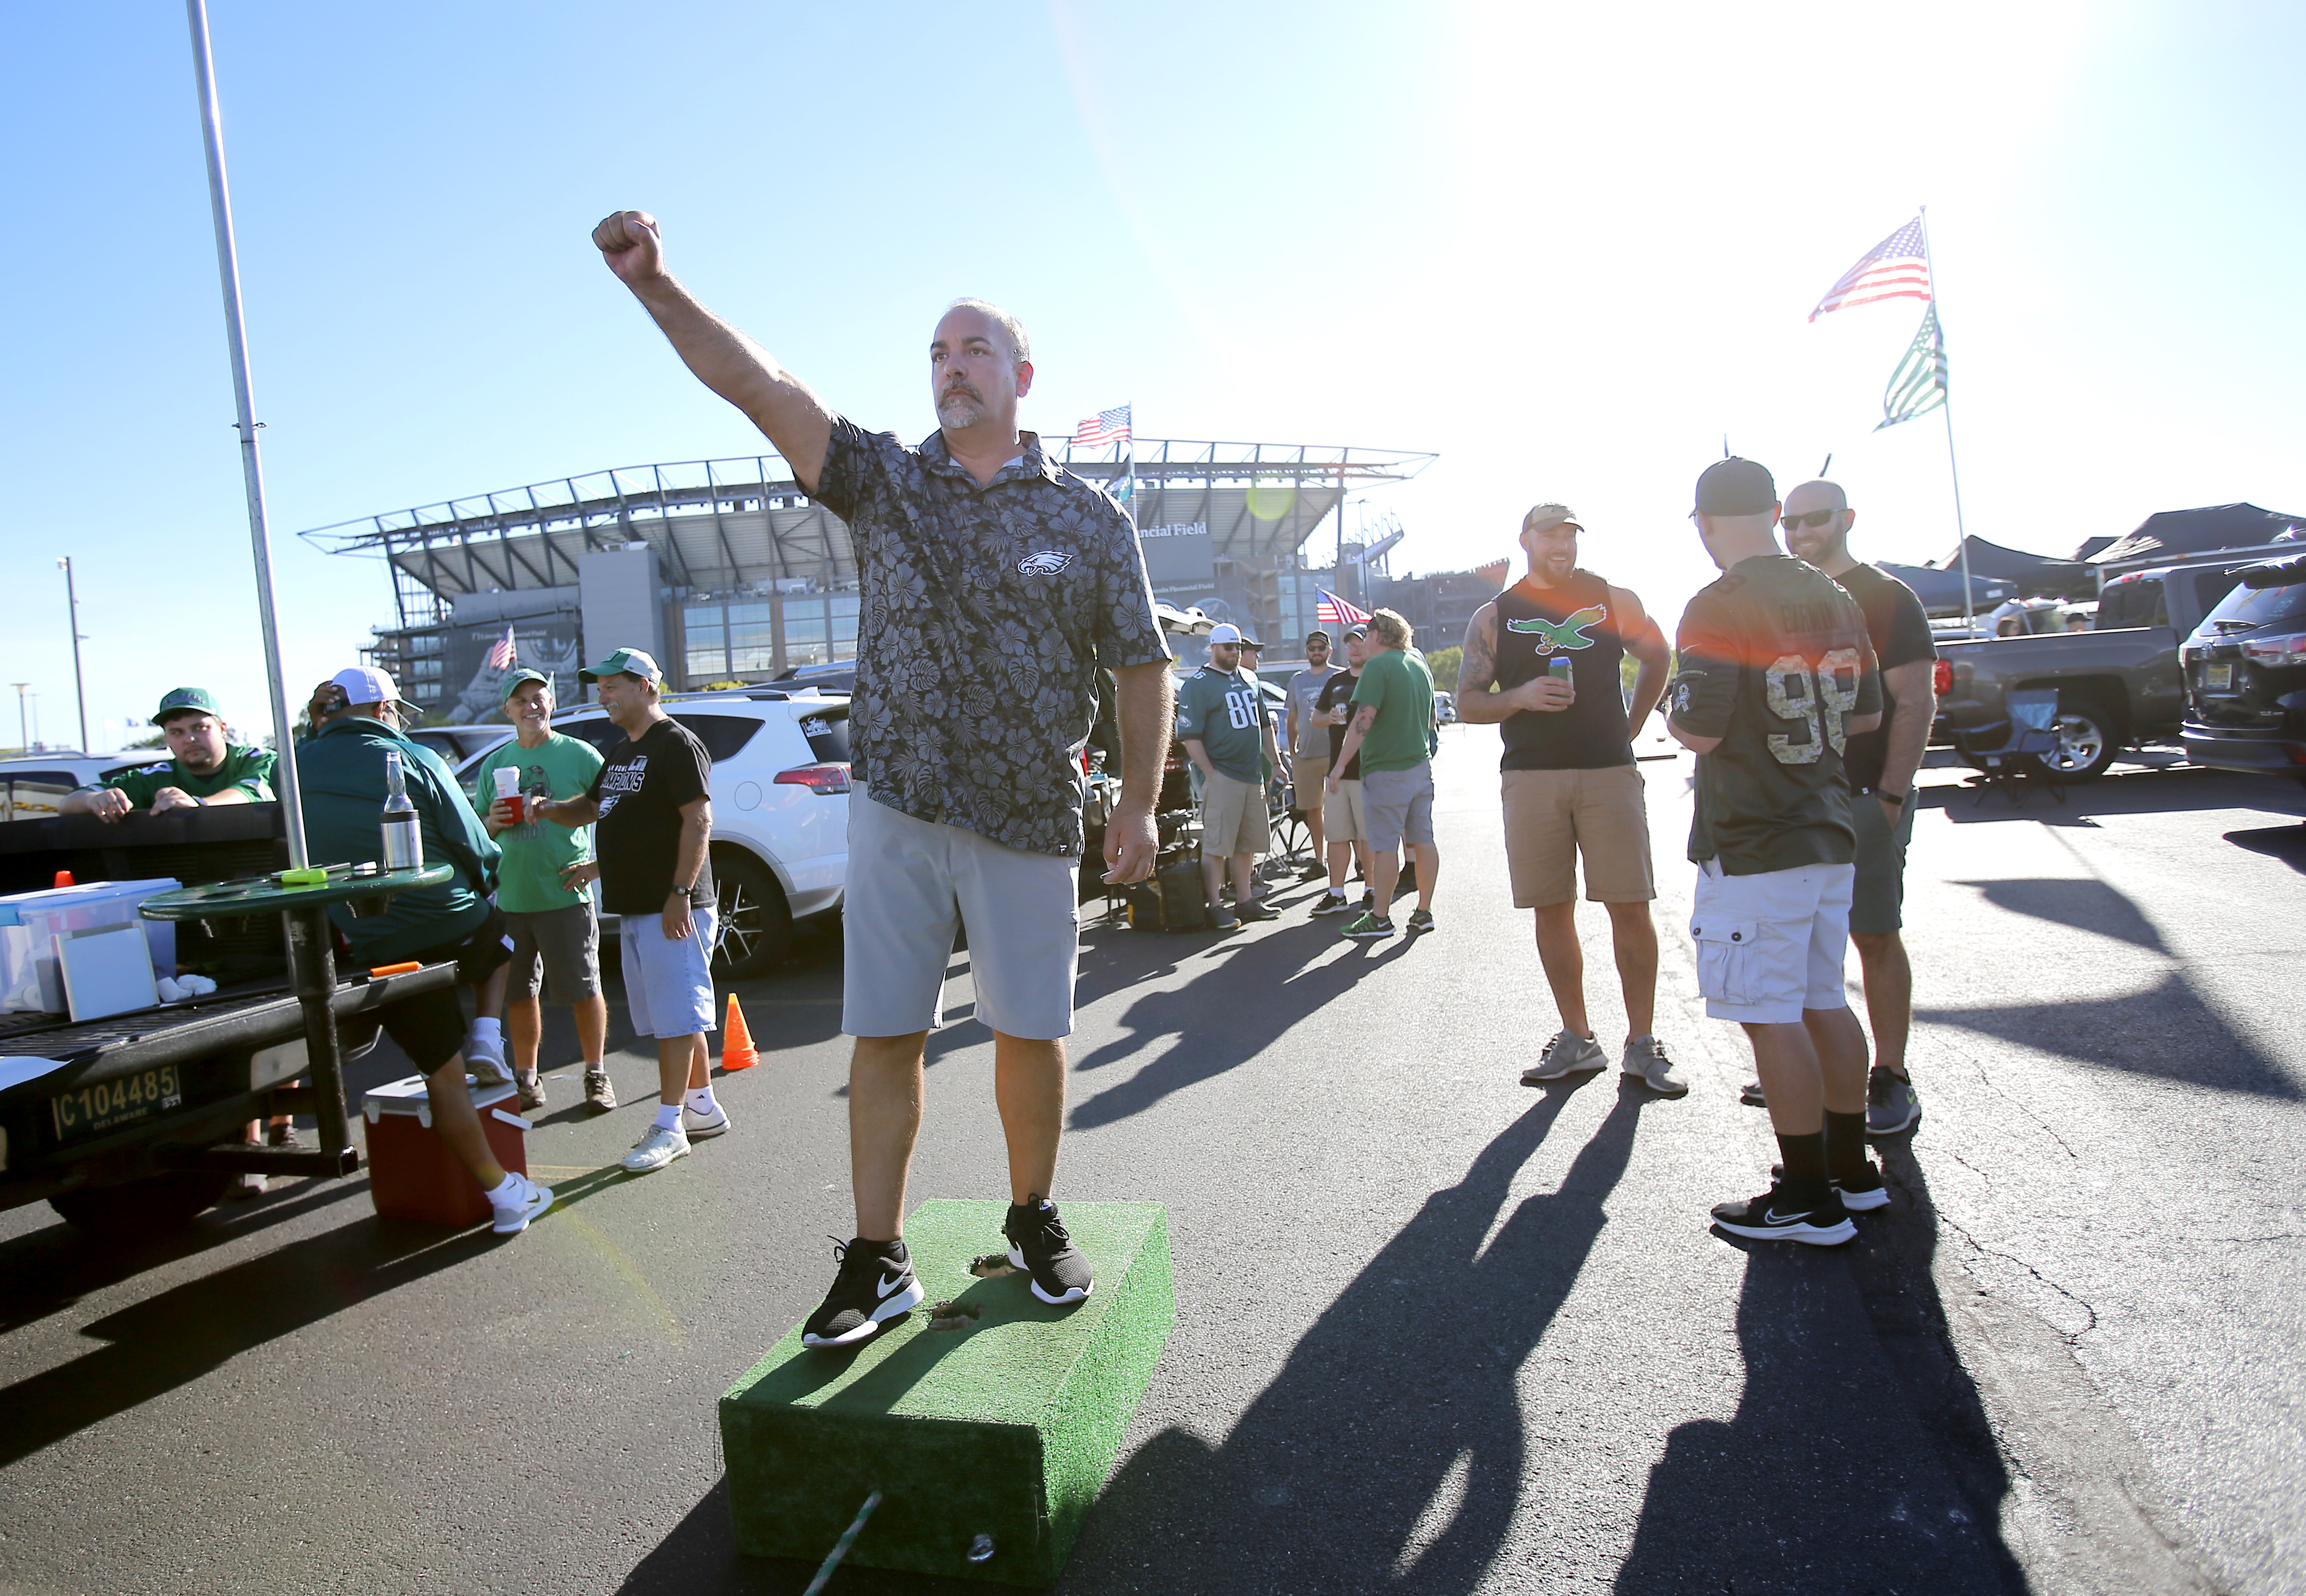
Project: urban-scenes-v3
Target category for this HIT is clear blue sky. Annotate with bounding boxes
[5,1,2301,748]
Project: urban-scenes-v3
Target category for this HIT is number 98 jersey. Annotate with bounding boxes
[1669,555,1883,875]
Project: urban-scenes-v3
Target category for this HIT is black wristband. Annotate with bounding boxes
[1875,789,1908,804]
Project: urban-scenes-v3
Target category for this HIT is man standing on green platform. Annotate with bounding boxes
[1327,609,1439,940]
[63,687,275,820]
[468,669,608,1116]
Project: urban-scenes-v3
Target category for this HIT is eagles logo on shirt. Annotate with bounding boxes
[1017,550,1073,576]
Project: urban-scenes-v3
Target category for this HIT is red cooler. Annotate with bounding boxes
[362,1074,530,1226]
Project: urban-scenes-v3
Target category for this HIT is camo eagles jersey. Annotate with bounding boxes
[810,419,1171,858]
[1669,555,1883,876]
[1492,569,1635,771]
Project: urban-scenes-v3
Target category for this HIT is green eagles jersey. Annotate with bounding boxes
[1350,647,1437,773]
[1669,555,1883,875]
[95,744,275,808]
[1175,665,1271,785]
[467,732,605,915]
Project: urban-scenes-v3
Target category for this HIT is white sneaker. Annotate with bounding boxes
[490,1173,554,1234]
[621,1124,691,1173]
[467,1048,512,1088]
[681,1100,731,1140]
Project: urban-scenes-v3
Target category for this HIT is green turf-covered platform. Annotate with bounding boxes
[720,1199,1174,1587]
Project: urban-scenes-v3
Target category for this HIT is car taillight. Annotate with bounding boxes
[774,762,851,794]
[2241,632,2306,666]
[1932,659,1953,696]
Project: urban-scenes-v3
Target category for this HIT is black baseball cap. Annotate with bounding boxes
[1695,457,1777,516]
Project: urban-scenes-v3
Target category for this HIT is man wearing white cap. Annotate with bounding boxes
[295,666,551,1234]
[1176,624,1285,929]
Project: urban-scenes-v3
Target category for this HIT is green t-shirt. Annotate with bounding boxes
[467,732,605,914]
[1350,648,1436,773]
[1669,554,1884,875]
[1175,665,1271,785]
[95,744,275,808]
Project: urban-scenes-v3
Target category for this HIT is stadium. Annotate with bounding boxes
[302,437,1436,721]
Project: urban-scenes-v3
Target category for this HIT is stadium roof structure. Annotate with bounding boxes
[300,438,1437,628]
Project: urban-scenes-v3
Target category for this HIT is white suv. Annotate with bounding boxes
[540,688,851,977]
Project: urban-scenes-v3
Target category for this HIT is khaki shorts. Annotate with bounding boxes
[843,789,1080,1041]
[1502,765,1656,909]
[1292,753,1329,809]
[1323,776,1366,843]
[1850,791,1916,936]
[1200,770,1270,856]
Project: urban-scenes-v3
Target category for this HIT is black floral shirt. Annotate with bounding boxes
[811,419,1171,857]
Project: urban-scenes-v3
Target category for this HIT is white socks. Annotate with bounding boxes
[652,1103,684,1132]
[686,1086,718,1114]
[468,1018,505,1063]
[486,1171,526,1204]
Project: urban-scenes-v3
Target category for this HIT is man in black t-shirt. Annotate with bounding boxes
[1669,458,1883,1247]
[537,648,729,1176]
[1783,479,1937,1137]
[1308,628,1373,914]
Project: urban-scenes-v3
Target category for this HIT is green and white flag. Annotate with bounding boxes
[1874,305,1948,431]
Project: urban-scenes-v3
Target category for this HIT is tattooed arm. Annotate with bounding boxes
[1454,601,1565,722]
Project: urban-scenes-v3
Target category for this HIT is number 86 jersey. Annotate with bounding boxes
[1669,555,1883,875]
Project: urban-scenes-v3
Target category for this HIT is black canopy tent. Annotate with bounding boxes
[1879,561,2018,618]
[2089,503,2306,569]
[1932,535,2094,601]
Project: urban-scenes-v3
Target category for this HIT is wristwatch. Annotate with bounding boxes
[1875,789,1909,804]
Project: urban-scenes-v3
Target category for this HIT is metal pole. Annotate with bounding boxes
[10,684,26,753]
[1919,207,1977,637]
[56,560,90,751]
[185,0,307,866]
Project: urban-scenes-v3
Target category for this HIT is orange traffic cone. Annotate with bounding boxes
[720,993,760,1071]
[52,870,73,889]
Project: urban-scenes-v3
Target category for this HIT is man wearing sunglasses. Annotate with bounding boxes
[1777,479,1935,1138]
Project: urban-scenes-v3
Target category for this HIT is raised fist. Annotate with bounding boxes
[592,210,664,285]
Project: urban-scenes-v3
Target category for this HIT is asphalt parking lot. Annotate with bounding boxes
[1,729,2300,1595]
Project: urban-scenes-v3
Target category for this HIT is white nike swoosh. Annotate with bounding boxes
[1763,1208,1816,1225]
[875,1271,909,1298]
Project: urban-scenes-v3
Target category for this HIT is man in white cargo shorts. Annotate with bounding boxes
[594,209,1173,1347]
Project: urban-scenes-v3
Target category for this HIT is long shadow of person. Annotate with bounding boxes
[1068,1079,1642,1592]
[1613,1145,2029,1595]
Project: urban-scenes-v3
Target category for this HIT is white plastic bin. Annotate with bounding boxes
[0,880,181,1012]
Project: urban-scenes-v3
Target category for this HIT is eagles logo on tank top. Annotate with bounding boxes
[1492,570,1634,771]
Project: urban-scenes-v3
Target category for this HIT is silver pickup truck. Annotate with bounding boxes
[1933,561,2252,779]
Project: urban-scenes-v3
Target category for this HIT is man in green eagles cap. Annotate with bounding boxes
[63,687,277,821]
[467,668,610,1114]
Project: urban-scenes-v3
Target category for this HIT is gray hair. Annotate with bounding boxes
[944,297,1030,368]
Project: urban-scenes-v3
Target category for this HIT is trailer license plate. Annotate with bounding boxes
[50,1065,183,1143]
[2205,663,2234,691]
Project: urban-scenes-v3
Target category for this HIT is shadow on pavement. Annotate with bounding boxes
[1616,1145,2029,1595]
[0,1209,509,1468]
[2226,820,2306,873]
[1929,761,2302,826]
[1950,876,2167,951]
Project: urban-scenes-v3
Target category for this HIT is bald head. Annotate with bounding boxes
[1781,479,1856,573]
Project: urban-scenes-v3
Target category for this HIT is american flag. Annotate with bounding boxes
[486,625,517,671]
[1315,587,1371,627]
[1072,405,1132,448]
[1808,217,1932,321]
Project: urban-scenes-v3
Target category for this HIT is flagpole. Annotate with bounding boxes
[188,0,308,864]
[1919,206,1977,637]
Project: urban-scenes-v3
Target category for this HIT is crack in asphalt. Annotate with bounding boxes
[1966,1055,2082,1160]
[1936,1208,2102,1345]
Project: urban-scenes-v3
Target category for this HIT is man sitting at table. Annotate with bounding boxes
[63,686,275,820]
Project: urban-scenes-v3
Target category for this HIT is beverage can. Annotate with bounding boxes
[1548,657,1574,684]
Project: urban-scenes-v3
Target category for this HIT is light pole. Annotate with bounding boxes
[9,684,26,754]
[56,558,89,753]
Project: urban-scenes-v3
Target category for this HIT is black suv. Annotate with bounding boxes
[2182,552,2306,786]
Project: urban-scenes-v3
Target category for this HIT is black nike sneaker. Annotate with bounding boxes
[1771,1161,1891,1212]
[801,1236,923,1349]
[1004,1197,1094,1305]
[1709,1184,1856,1246]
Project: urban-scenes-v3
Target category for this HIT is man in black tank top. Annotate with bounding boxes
[1458,503,1682,1095]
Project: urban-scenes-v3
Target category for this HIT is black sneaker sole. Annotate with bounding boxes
[801,1277,924,1348]
[1006,1245,1092,1305]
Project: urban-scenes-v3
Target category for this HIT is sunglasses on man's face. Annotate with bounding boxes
[1783,509,1844,530]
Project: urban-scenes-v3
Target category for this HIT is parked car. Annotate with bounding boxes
[1932,560,2253,779]
[521,688,853,977]
[2181,553,2306,787]
[1434,690,1459,726]
[406,724,512,767]
[0,752,157,822]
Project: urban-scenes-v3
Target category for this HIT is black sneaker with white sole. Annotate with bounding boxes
[1310,891,1353,915]
[1004,1196,1094,1305]
[1709,1184,1856,1245]
[1771,1161,1891,1212]
[802,1236,924,1349]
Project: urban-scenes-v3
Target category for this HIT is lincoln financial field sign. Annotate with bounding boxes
[1138,522,1216,608]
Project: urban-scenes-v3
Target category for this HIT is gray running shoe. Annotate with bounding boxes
[1405,908,1434,933]
[1739,1079,1767,1107]
[621,1124,691,1173]
[1522,1029,1606,1084]
[1620,1035,1688,1097]
[1207,907,1240,930]
[1866,1068,1922,1137]
[584,1070,618,1112]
